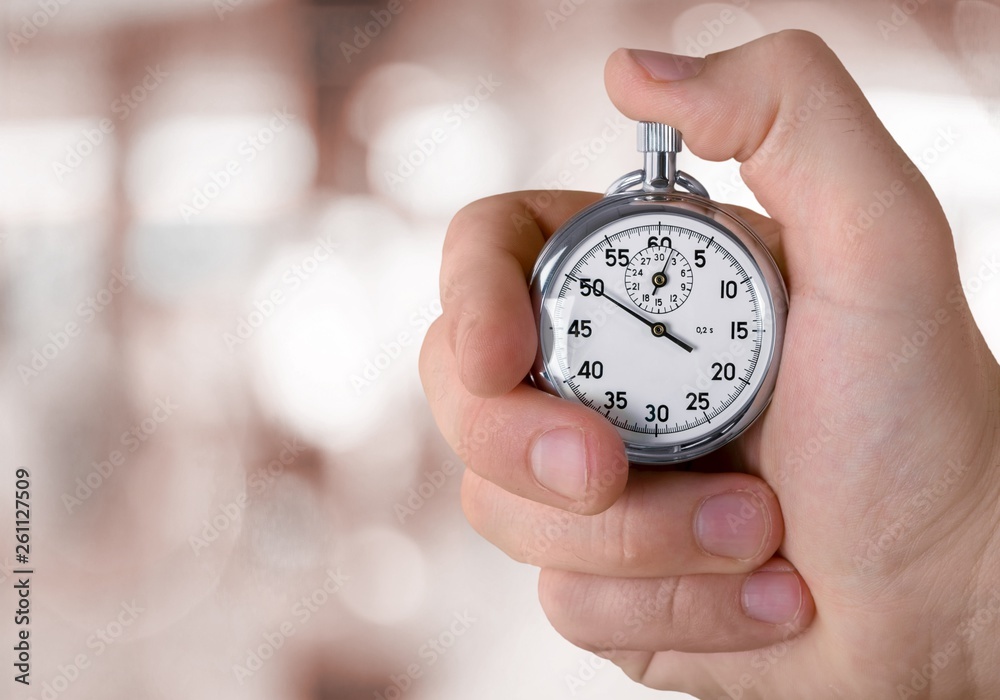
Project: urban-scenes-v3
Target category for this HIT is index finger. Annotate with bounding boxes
[441,190,601,398]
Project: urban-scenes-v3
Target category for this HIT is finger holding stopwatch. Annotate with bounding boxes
[420,318,630,514]
[606,33,955,311]
[440,190,603,399]
[538,559,814,654]
[462,467,785,577]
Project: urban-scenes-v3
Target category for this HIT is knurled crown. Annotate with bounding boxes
[637,122,682,153]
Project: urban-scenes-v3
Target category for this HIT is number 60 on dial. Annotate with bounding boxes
[530,123,787,464]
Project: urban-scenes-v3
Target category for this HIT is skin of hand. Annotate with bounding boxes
[419,30,1000,699]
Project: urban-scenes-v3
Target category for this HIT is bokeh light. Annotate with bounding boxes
[3,2,998,699]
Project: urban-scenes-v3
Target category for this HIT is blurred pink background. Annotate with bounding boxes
[0,1,998,698]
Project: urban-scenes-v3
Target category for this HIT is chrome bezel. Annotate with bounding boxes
[529,191,787,464]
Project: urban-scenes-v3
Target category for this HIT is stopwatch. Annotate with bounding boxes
[530,122,787,464]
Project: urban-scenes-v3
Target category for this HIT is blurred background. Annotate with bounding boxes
[0,0,998,698]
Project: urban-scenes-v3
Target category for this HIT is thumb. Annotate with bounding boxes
[605,30,957,312]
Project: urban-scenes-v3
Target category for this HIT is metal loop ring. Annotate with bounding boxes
[605,169,710,199]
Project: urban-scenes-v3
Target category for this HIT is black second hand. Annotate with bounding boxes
[598,289,694,353]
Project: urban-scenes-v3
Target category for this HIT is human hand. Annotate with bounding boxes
[420,30,1000,699]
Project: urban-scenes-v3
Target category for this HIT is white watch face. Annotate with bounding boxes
[537,210,778,453]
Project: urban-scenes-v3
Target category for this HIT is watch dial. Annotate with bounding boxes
[537,211,778,451]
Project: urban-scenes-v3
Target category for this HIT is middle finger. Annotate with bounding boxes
[462,467,784,577]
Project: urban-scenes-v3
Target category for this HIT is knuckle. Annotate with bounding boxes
[460,473,534,571]
[507,516,550,566]
[455,395,492,465]
[622,576,685,635]
[440,207,484,305]
[754,30,834,86]
[536,570,568,621]
[439,274,467,313]
[443,195,503,255]
[443,202,477,252]
[520,509,576,566]
[459,471,490,534]
[538,572,598,648]
[510,537,537,566]
[660,577,689,631]
[417,319,445,387]
[598,496,648,572]
[766,28,829,58]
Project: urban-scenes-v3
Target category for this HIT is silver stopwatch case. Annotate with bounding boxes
[529,123,788,464]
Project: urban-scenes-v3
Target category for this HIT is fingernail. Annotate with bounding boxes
[530,428,588,501]
[694,491,768,560]
[628,49,706,81]
[742,571,803,625]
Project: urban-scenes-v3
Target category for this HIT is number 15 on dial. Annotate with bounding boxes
[530,123,786,464]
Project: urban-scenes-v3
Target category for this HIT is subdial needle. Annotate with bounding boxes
[651,249,673,297]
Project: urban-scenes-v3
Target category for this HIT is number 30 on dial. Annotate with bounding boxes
[531,203,786,464]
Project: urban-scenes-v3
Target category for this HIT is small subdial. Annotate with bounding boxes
[624,246,693,313]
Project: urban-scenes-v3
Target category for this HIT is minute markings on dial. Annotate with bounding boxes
[551,220,766,436]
